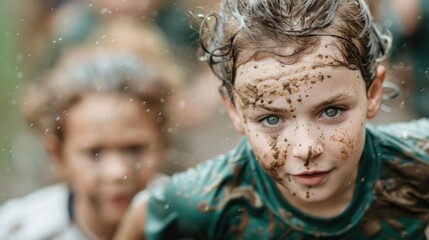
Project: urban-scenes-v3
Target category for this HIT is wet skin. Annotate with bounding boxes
[224,42,384,217]
[54,93,165,235]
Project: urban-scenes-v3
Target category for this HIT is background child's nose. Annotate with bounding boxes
[99,153,132,183]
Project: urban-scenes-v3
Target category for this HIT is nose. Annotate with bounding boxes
[99,153,131,183]
[292,126,323,162]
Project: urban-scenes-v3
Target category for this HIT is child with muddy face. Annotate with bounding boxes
[115,0,429,239]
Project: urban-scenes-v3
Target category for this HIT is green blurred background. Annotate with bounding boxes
[0,0,51,204]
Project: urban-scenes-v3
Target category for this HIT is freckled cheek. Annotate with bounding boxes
[251,139,289,173]
[248,137,272,167]
[328,130,363,161]
[253,149,283,181]
[249,137,267,160]
[353,128,366,155]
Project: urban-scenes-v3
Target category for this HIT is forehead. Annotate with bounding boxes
[64,93,161,141]
[236,38,345,84]
[233,42,365,107]
[235,39,364,86]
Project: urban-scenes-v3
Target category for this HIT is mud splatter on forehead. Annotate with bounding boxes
[236,49,339,85]
[233,45,364,116]
[234,61,339,111]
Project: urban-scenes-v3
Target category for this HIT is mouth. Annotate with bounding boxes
[107,193,132,207]
[292,170,332,187]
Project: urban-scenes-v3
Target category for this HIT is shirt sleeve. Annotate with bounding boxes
[376,118,429,139]
[144,163,218,240]
[375,118,429,157]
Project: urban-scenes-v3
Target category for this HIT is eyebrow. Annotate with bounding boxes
[245,93,353,113]
[320,93,353,107]
[246,104,291,113]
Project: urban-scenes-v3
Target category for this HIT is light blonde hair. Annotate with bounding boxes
[22,47,171,141]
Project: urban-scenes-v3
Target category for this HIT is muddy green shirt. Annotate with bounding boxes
[146,119,429,239]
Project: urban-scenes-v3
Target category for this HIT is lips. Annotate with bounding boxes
[107,193,132,207]
[292,170,332,187]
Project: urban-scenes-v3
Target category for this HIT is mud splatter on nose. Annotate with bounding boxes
[304,146,312,168]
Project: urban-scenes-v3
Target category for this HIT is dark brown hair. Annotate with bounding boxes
[196,0,391,99]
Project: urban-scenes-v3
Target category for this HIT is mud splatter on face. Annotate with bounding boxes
[234,83,260,109]
[253,134,289,183]
[304,146,312,168]
[283,82,291,92]
[232,45,371,214]
[269,136,279,159]
[262,135,285,181]
[306,187,311,199]
[329,129,355,161]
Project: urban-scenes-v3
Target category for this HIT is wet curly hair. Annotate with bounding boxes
[195,0,391,100]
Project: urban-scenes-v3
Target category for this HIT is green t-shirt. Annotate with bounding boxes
[147,119,429,239]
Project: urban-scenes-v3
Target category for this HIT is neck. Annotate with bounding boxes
[75,198,118,240]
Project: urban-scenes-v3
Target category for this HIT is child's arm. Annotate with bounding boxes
[115,200,148,240]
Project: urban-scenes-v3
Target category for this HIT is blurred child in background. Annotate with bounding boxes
[0,47,171,239]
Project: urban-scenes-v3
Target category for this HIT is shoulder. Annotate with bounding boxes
[374,118,429,141]
[132,173,170,207]
[168,138,251,200]
[152,148,248,204]
[368,118,429,160]
[145,139,253,238]
[364,120,429,234]
[0,183,71,239]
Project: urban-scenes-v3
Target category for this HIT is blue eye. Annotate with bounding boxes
[262,116,280,126]
[322,107,342,118]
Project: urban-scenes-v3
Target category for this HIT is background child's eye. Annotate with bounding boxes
[262,116,280,126]
[322,107,342,118]
[124,145,145,156]
[88,148,102,159]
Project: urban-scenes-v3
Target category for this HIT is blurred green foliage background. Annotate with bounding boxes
[0,0,51,204]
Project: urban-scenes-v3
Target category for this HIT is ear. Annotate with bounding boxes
[366,65,386,119]
[43,134,68,180]
[220,95,245,135]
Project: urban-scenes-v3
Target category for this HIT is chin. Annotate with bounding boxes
[295,191,330,203]
[103,212,125,225]
[287,183,334,203]
[101,206,129,224]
